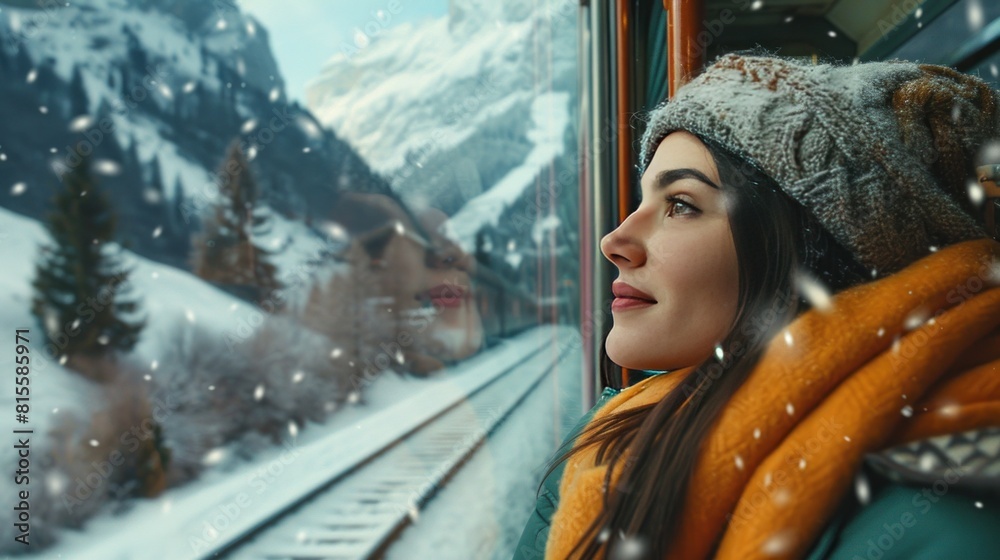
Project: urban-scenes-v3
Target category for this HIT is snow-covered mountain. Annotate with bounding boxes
[0,0,391,268]
[304,0,578,249]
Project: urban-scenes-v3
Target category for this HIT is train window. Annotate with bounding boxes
[0,0,581,558]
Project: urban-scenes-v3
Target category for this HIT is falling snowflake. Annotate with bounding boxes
[89,439,99,447]
[798,458,807,470]
[750,0,763,10]
[302,147,311,153]
[161,500,172,514]
[269,87,280,102]
[68,115,94,132]
[904,307,929,330]
[735,454,745,470]
[331,347,343,359]
[608,535,649,560]
[855,470,871,505]
[347,391,360,404]
[760,529,796,557]
[254,384,265,401]
[975,501,984,509]
[183,81,197,93]
[143,374,151,381]
[714,344,724,361]
[46,471,68,494]
[794,271,832,311]
[39,105,48,114]
[785,402,795,416]
[152,226,163,238]
[968,180,985,205]
[241,118,258,134]
[245,20,256,36]
[968,0,984,31]
[93,159,121,176]
[929,245,938,252]
[158,84,173,99]
[827,30,837,38]
[203,448,226,465]
[185,309,196,323]
[783,330,793,346]
[407,502,420,523]
[900,405,914,417]
[753,427,761,440]
[59,355,68,365]
[843,435,851,442]
[288,421,298,438]
[939,404,961,417]
[97,334,109,345]
[292,371,304,383]
[215,18,227,30]
[772,487,792,507]
[10,182,26,196]
[26,69,37,83]
[877,327,885,337]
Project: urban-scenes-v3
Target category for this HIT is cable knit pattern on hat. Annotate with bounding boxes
[640,54,999,276]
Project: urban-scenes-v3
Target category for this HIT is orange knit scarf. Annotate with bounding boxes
[547,238,1000,560]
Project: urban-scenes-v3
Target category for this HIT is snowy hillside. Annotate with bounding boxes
[0,0,392,268]
[304,0,577,231]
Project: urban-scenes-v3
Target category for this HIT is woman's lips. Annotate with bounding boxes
[419,284,468,308]
[611,297,655,311]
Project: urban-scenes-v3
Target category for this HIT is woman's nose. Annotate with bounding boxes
[600,214,645,268]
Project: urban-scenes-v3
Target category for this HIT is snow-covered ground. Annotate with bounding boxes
[35,326,580,560]
[0,205,586,559]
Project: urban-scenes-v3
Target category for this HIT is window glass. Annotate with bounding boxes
[0,0,580,557]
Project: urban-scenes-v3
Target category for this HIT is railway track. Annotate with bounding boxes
[217,329,573,559]
[56,326,574,560]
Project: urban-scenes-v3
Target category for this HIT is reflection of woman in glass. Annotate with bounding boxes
[330,192,483,375]
[515,55,1000,559]
[412,206,485,364]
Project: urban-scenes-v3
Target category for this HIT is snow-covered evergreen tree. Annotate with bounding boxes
[190,141,281,301]
[30,156,145,362]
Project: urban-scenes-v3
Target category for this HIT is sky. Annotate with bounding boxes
[238,0,450,104]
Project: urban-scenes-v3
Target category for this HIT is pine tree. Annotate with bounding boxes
[31,156,145,360]
[191,141,281,300]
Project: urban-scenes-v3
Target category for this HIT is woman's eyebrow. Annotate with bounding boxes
[641,168,720,200]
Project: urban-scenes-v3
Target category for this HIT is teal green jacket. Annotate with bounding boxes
[513,382,1000,560]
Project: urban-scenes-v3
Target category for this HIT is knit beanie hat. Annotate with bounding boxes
[640,53,1000,276]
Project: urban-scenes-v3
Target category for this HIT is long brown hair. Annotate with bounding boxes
[542,135,870,558]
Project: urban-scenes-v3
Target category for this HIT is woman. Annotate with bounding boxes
[514,54,1000,559]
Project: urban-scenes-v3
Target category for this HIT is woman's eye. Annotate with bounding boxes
[665,196,699,217]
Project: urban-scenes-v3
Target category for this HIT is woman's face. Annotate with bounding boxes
[600,131,739,371]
